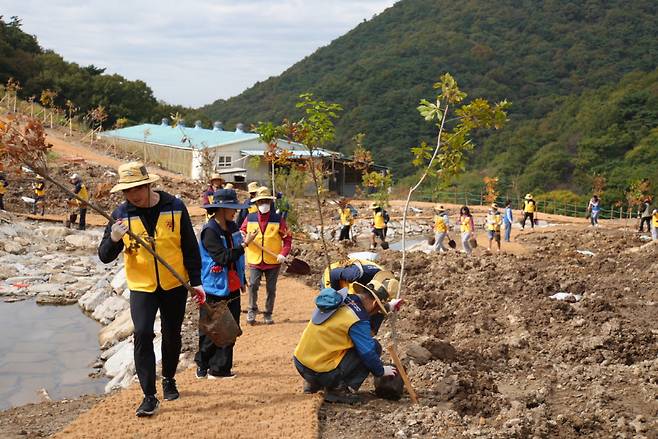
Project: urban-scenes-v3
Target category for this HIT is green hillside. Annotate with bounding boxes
[201,0,658,198]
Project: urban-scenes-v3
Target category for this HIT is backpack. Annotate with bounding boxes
[383,210,390,224]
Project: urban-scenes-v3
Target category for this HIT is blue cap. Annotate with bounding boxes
[311,287,348,324]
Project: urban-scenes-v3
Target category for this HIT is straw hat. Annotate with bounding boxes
[69,173,80,182]
[370,202,381,210]
[209,173,224,183]
[433,204,446,212]
[110,162,160,193]
[224,183,234,189]
[524,193,533,200]
[251,186,276,202]
[491,203,498,209]
[36,175,44,180]
[352,271,399,315]
[247,181,260,193]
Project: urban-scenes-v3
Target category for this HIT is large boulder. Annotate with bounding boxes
[92,296,129,324]
[79,287,110,313]
[3,241,25,255]
[99,309,134,348]
[405,342,433,365]
[64,234,99,249]
[104,340,134,377]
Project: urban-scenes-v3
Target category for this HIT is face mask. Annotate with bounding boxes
[258,203,271,214]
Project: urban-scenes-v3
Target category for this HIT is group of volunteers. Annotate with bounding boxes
[335,197,390,249]
[0,170,89,229]
[96,162,396,418]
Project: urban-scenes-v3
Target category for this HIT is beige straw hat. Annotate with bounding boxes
[110,162,160,193]
[352,271,399,315]
[251,186,276,202]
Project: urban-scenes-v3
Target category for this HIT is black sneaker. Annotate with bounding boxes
[324,389,359,405]
[303,380,321,394]
[162,378,180,401]
[196,368,208,379]
[208,372,236,380]
[136,395,160,417]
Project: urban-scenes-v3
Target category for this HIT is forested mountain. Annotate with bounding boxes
[0,16,207,126]
[201,0,658,198]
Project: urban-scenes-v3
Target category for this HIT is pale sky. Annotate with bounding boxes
[4,0,397,107]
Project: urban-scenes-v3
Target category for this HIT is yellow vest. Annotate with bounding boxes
[34,182,45,197]
[0,180,6,195]
[524,200,536,213]
[486,213,502,231]
[73,184,89,207]
[322,259,383,294]
[245,213,283,265]
[293,305,360,372]
[460,216,473,233]
[248,204,258,214]
[652,213,658,227]
[434,215,448,233]
[121,211,188,292]
[339,208,353,226]
[373,211,385,229]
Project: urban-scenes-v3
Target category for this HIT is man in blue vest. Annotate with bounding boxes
[98,162,204,418]
[293,271,402,403]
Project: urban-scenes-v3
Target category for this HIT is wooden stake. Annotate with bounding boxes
[387,344,419,404]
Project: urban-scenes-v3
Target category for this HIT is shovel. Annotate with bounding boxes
[250,240,311,275]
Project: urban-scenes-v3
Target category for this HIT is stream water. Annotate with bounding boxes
[0,300,108,410]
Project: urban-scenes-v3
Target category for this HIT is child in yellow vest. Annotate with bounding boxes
[370,203,387,249]
[459,206,475,256]
[486,204,503,252]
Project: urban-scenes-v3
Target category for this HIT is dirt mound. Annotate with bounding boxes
[322,228,658,438]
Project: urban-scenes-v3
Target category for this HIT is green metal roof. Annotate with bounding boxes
[100,123,259,149]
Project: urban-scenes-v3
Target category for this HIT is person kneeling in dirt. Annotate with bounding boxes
[65,174,89,230]
[98,162,204,418]
[293,271,402,404]
[241,186,292,325]
[322,258,383,293]
[195,189,257,379]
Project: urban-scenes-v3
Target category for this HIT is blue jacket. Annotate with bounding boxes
[345,295,385,376]
[199,219,246,297]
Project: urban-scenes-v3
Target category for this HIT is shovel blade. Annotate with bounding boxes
[286,258,311,275]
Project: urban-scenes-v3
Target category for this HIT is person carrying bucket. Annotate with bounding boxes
[98,162,204,417]
[293,271,402,403]
[195,189,257,379]
[432,204,451,252]
[241,186,292,325]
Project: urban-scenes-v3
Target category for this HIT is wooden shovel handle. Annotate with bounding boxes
[387,344,419,404]
[249,239,280,259]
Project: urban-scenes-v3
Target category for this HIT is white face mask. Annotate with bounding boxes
[258,203,271,214]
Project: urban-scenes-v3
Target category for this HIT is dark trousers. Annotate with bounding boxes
[130,286,187,396]
[338,225,351,241]
[32,197,44,215]
[69,208,87,230]
[195,291,241,375]
[639,217,651,232]
[0,195,4,211]
[521,212,534,229]
[294,341,382,392]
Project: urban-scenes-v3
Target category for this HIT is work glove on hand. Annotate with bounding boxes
[191,285,206,306]
[110,220,129,242]
[387,298,404,313]
[276,254,287,264]
[382,365,398,377]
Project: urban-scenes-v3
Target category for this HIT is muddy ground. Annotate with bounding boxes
[320,228,658,438]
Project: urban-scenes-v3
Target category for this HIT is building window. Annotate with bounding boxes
[216,156,232,167]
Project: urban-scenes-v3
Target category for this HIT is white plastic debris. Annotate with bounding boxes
[576,250,595,256]
[550,292,582,302]
[21,196,35,204]
[348,251,379,261]
[639,235,652,242]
